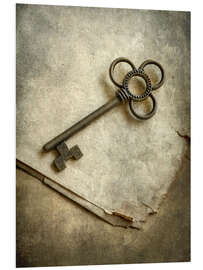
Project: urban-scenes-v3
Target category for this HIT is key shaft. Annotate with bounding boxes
[43,96,121,152]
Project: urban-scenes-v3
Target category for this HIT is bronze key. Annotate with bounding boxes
[43,57,165,171]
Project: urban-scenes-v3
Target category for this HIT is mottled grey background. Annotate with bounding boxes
[16,4,190,267]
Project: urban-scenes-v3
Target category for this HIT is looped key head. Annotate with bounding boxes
[109,57,165,120]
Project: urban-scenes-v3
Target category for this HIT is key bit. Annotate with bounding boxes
[54,142,83,171]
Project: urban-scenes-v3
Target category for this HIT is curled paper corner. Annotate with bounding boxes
[103,201,136,222]
[103,209,113,215]
[108,201,141,223]
[112,211,134,222]
[107,200,158,224]
[103,208,134,222]
[141,201,158,215]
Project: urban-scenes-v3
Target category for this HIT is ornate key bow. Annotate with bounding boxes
[109,57,165,120]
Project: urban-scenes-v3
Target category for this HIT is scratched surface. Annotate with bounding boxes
[16,5,190,228]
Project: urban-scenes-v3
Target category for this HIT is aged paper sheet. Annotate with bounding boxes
[16,5,190,228]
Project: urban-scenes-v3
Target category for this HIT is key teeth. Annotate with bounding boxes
[54,143,83,171]
[54,155,66,171]
[70,145,83,160]
[56,142,71,161]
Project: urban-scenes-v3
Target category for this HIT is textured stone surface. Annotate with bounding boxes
[16,154,190,267]
[16,5,190,227]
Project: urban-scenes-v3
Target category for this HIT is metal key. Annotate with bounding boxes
[43,57,165,171]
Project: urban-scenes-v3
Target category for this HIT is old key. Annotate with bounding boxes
[43,57,165,171]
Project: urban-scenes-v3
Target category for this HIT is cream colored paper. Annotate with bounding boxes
[16,5,190,228]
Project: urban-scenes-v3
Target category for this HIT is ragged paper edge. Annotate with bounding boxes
[16,159,142,229]
[16,139,189,230]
